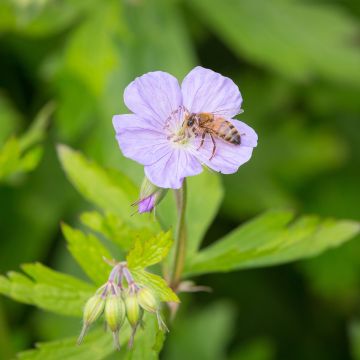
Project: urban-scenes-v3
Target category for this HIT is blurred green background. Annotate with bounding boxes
[0,0,359,359]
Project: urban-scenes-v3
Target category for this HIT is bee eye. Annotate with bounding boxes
[187,119,194,126]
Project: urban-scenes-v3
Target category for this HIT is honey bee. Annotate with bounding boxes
[183,112,241,160]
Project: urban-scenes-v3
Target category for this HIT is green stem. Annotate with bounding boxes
[171,179,187,288]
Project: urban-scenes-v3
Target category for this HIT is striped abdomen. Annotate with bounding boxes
[211,118,241,145]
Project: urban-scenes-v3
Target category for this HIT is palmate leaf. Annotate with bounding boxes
[17,313,165,360]
[57,145,159,232]
[188,0,360,85]
[0,263,94,317]
[185,211,360,276]
[62,224,112,286]
[127,231,172,270]
[80,211,154,251]
[17,328,114,360]
[0,102,54,183]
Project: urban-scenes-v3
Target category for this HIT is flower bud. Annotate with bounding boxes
[124,292,140,327]
[105,295,126,332]
[135,177,168,213]
[137,287,158,313]
[77,294,105,344]
[105,295,125,350]
[83,294,105,324]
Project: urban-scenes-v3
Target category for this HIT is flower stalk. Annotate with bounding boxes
[171,179,187,289]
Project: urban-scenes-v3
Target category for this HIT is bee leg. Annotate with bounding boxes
[209,134,216,160]
[197,132,206,151]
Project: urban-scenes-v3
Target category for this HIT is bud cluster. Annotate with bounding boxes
[77,261,168,350]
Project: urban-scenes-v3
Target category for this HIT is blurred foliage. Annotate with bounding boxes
[0,0,359,359]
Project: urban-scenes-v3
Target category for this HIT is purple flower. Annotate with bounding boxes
[113,66,258,189]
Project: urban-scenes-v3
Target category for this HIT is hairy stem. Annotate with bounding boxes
[170,179,187,288]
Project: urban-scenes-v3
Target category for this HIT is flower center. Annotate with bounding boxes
[163,107,193,147]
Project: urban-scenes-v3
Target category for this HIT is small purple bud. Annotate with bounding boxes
[138,194,156,213]
[133,177,168,214]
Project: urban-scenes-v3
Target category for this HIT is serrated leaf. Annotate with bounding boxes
[188,0,360,85]
[132,269,179,303]
[81,211,154,251]
[0,102,53,182]
[57,145,159,231]
[17,328,115,360]
[0,272,34,304]
[62,224,112,286]
[0,263,94,317]
[17,313,164,360]
[127,231,172,270]
[185,211,360,276]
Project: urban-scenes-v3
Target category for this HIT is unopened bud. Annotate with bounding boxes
[134,177,168,213]
[137,287,158,313]
[77,295,105,344]
[105,295,125,350]
[124,292,140,327]
[105,295,126,332]
[83,294,105,324]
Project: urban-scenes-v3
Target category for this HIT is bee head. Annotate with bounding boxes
[186,114,197,127]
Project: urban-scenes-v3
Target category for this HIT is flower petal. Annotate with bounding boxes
[181,66,243,118]
[188,119,257,174]
[144,148,203,189]
[124,71,182,128]
[113,114,171,166]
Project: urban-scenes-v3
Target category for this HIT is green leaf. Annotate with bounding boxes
[0,102,53,182]
[81,211,154,251]
[185,211,360,276]
[17,314,164,360]
[0,271,34,304]
[188,0,360,85]
[19,101,54,152]
[132,269,179,303]
[127,231,172,270]
[57,145,159,231]
[17,328,114,360]
[0,263,94,317]
[62,224,112,286]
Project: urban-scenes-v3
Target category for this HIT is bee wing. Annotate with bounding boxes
[210,107,244,116]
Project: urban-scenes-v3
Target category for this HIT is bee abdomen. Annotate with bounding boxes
[219,122,241,145]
